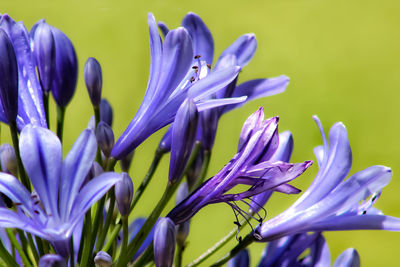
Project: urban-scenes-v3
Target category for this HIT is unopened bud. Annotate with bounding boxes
[96,121,114,158]
[38,254,66,267]
[154,217,176,267]
[94,251,112,267]
[115,172,133,216]
[84,57,102,107]
[0,144,17,177]
[100,98,113,127]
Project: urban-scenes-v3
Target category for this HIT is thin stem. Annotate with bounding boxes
[27,233,39,263]
[79,212,93,267]
[56,105,66,143]
[120,216,129,259]
[117,181,179,267]
[9,121,30,191]
[70,237,75,267]
[132,243,154,267]
[6,229,31,267]
[187,218,249,267]
[0,239,19,267]
[190,149,211,192]
[176,243,185,267]
[43,91,50,128]
[35,236,45,257]
[130,148,165,213]
[102,223,122,253]
[209,233,254,267]
[90,196,106,251]
[95,191,115,252]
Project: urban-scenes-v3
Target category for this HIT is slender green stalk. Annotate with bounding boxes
[176,243,185,267]
[43,91,50,128]
[116,181,179,267]
[209,233,255,267]
[9,121,30,191]
[190,149,211,192]
[106,157,117,171]
[102,223,122,253]
[56,105,66,143]
[0,239,19,267]
[79,212,93,267]
[95,192,115,252]
[35,236,45,257]
[90,196,106,250]
[130,148,165,213]
[6,229,31,267]
[186,218,249,267]
[77,225,85,262]
[70,237,75,267]
[120,216,129,259]
[132,243,154,267]
[27,233,39,263]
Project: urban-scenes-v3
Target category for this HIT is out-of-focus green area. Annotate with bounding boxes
[2,0,400,266]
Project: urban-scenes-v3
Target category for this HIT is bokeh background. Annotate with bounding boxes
[3,0,400,266]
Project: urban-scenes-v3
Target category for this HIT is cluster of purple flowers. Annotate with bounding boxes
[0,10,398,267]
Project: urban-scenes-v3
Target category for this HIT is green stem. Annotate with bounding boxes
[6,229,31,267]
[95,192,115,252]
[43,91,50,128]
[90,196,106,251]
[120,216,129,259]
[70,237,75,267]
[35,236,45,257]
[130,148,165,213]
[190,149,211,192]
[132,243,154,267]
[186,218,249,267]
[79,212,93,267]
[9,121,30,191]
[116,181,179,267]
[102,223,122,253]
[0,239,19,267]
[209,233,254,267]
[176,243,185,267]
[56,106,66,143]
[27,233,39,263]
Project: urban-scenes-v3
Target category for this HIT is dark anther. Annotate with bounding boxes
[14,202,22,206]
[190,77,195,83]
[233,221,241,227]
[362,210,367,215]
[34,210,40,214]
[34,201,40,205]
[192,66,198,69]
[194,55,201,59]
[206,64,211,69]
[238,236,242,242]
[258,217,263,224]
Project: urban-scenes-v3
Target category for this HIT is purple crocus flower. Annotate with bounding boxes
[257,116,400,242]
[0,125,121,255]
[0,14,47,129]
[111,13,246,159]
[157,13,289,152]
[167,108,312,224]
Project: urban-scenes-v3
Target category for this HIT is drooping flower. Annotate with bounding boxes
[257,116,400,242]
[0,125,121,253]
[0,14,47,129]
[168,108,312,224]
[111,13,246,159]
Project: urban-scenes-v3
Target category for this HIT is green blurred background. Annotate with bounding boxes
[3,0,400,266]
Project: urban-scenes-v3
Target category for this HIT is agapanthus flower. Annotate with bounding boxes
[168,108,312,224]
[0,14,47,129]
[0,125,121,255]
[158,13,289,152]
[257,116,400,242]
[111,13,247,159]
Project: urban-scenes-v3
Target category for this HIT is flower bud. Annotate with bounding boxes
[158,127,172,152]
[96,121,114,158]
[227,249,250,267]
[176,182,190,247]
[120,150,134,172]
[94,251,112,267]
[198,107,218,151]
[32,21,56,93]
[0,144,17,177]
[169,98,198,182]
[333,248,360,267]
[100,98,113,127]
[84,57,102,107]
[154,217,176,267]
[0,28,18,122]
[115,172,133,216]
[38,254,67,267]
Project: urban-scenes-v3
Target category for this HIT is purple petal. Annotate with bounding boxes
[309,234,331,267]
[0,208,46,238]
[59,129,97,221]
[158,21,169,37]
[270,131,293,162]
[182,12,214,64]
[217,34,257,68]
[19,124,62,219]
[238,107,264,152]
[195,96,247,111]
[0,172,34,215]
[333,248,360,267]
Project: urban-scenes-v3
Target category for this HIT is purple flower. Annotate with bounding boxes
[158,13,289,152]
[38,254,66,267]
[257,116,400,242]
[168,108,311,224]
[333,248,360,267]
[115,172,133,216]
[153,217,176,267]
[0,14,47,129]
[84,57,102,107]
[0,125,121,248]
[111,13,246,159]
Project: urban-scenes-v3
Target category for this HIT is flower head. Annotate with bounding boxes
[168,108,311,224]
[257,116,400,242]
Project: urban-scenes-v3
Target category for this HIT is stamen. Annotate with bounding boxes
[194,55,201,59]
[206,64,211,69]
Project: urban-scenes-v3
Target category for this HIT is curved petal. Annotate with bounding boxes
[0,172,34,215]
[19,124,62,219]
[195,96,247,111]
[182,12,214,64]
[69,172,121,229]
[0,208,47,238]
[157,21,169,37]
[333,248,360,267]
[217,33,257,68]
[59,129,97,221]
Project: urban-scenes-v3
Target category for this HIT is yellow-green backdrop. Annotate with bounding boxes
[2,0,400,266]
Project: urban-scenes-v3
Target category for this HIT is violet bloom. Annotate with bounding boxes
[0,125,121,255]
[168,108,312,224]
[158,13,289,152]
[257,116,400,242]
[111,13,246,159]
[0,14,47,129]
